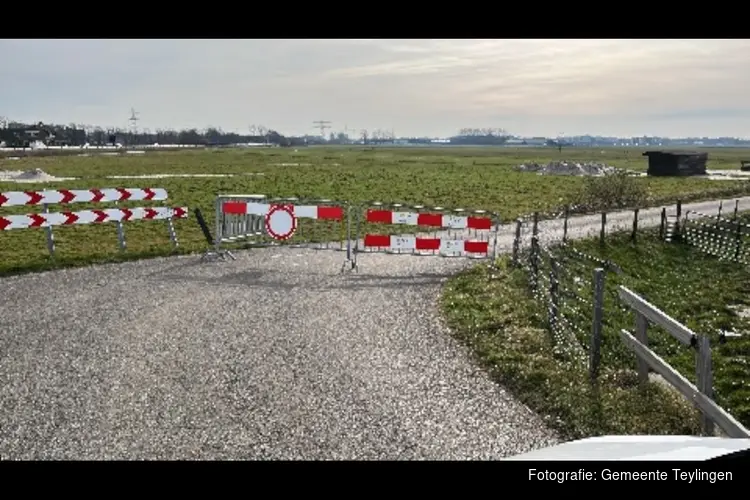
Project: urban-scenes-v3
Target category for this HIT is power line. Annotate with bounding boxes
[313,120,331,138]
[129,108,140,135]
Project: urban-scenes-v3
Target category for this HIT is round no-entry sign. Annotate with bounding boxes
[265,204,297,240]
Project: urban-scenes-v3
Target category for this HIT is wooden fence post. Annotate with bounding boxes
[734,219,743,261]
[530,212,540,292]
[635,312,650,387]
[512,219,522,266]
[659,208,667,239]
[563,205,569,244]
[674,200,682,240]
[600,211,607,245]
[696,335,715,436]
[631,208,639,242]
[549,257,559,333]
[590,268,605,383]
[530,237,539,292]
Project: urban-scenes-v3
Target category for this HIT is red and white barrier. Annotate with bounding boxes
[0,188,168,207]
[0,207,188,231]
[0,185,188,256]
[222,201,343,221]
[366,209,493,230]
[356,204,499,265]
[363,234,489,255]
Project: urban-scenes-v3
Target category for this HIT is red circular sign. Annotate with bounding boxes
[265,204,297,240]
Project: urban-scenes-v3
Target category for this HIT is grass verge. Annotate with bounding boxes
[570,228,750,430]
[443,223,750,437]
[441,258,701,439]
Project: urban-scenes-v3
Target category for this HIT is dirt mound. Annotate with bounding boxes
[15,168,57,181]
[0,168,77,183]
[516,161,620,176]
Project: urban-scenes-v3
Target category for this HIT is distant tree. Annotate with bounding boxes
[0,117,308,148]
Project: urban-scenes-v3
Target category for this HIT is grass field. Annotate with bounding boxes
[441,222,750,439]
[2,146,750,275]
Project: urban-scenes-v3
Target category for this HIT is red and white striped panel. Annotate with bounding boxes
[0,188,168,207]
[222,201,343,221]
[363,234,489,255]
[366,209,492,230]
[0,207,187,231]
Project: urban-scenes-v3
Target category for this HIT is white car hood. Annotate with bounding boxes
[506,435,750,461]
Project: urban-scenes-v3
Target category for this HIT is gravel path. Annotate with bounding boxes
[0,249,557,460]
[1,195,747,460]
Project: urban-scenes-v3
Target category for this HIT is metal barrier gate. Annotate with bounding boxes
[351,201,501,269]
[206,194,354,269]
[203,195,502,272]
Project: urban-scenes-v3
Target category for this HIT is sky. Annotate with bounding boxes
[1,39,750,139]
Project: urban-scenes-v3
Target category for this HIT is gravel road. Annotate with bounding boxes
[0,250,558,460]
[1,196,748,460]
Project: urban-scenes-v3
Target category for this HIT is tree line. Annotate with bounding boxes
[0,119,537,148]
[0,121,304,148]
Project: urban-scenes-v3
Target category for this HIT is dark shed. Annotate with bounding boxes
[643,150,708,176]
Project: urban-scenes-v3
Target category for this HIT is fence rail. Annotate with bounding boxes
[618,286,750,438]
[617,330,750,438]
[512,200,750,439]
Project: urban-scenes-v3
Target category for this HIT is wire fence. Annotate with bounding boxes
[682,206,750,264]
[511,209,637,369]
[509,200,750,436]
[511,201,750,368]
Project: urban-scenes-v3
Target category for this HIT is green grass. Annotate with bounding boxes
[441,258,701,439]
[572,228,750,429]
[2,146,750,275]
[441,225,750,439]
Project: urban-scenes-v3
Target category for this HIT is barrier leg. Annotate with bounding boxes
[114,201,127,252]
[43,203,56,257]
[201,197,235,261]
[490,221,500,266]
[166,216,179,249]
[341,203,357,273]
[349,206,360,272]
[217,197,236,261]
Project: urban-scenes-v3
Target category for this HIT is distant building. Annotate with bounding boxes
[0,124,51,148]
[643,151,708,176]
[525,137,548,146]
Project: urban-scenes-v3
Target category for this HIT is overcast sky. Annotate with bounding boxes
[1,39,749,138]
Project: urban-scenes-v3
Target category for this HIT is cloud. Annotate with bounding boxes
[1,39,749,137]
